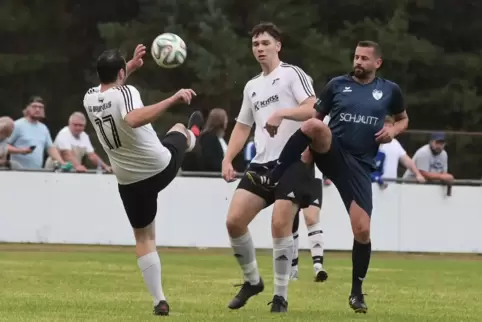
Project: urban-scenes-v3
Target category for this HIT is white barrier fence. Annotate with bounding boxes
[0,171,481,253]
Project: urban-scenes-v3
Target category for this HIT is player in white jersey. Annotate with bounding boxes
[83,46,203,316]
[222,22,323,313]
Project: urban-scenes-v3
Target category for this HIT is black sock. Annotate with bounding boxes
[292,210,300,234]
[291,256,298,267]
[312,255,324,265]
[271,129,312,182]
[351,239,371,295]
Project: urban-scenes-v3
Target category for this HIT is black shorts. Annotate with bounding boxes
[237,160,322,209]
[311,136,373,216]
[118,132,187,229]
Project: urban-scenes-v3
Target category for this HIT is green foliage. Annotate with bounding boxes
[1,0,482,177]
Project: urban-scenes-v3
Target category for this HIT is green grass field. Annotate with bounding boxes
[0,244,481,322]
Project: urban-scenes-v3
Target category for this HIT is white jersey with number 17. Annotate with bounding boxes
[236,62,315,164]
[83,85,171,185]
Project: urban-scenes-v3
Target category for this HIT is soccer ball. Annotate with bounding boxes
[151,33,187,69]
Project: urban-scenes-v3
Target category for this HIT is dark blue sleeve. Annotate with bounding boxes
[314,79,336,115]
[389,83,405,115]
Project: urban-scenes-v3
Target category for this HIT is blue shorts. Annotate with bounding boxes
[310,136,373,216]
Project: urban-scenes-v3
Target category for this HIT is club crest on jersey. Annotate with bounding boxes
[372,89,383,100]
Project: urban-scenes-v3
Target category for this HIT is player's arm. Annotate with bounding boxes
[389,84,409,137]
[278,68,317,121]
[224,87,254,164]
[278,97,316,121]
[122,86,194,128]
[313,80,335,121]
[125,45,146,79]
[225,123,252,163]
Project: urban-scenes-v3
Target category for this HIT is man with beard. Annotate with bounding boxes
[403,132,454,183]
[245,40,409,314]
[8,96,66,169]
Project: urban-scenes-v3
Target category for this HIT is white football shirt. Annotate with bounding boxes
[379,138,406,179]
[83,85,171,185]
[236,62,315,164]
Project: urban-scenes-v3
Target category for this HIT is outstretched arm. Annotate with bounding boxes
[125,44,146,79]
[124,88,196,128]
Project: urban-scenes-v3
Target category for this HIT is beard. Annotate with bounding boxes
[353,66,371,79]
[430,146,442,155]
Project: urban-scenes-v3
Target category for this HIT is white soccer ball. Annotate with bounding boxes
[151,33,187,69]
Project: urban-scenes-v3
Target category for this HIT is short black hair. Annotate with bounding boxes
[357,40,382,58]
[250,22,282,42]
[96,49,126,84]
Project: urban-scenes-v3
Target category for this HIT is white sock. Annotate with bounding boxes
[186,129,196,152]
[137,252,166,305]
[230,232,260,285]
[273,236,294,300]
[307,223,325,272]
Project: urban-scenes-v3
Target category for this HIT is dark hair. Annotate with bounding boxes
[96,49,126,84]
[28,95,44,105]
[357,40,382,58]
[250,22,282,42]
[203,108,227,134]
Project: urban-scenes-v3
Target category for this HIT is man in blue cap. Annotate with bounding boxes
[403,132,454,183]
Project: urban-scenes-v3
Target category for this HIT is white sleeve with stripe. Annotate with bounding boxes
[289,66,316,105]
[119,85,144,120]
[235,84,255,127]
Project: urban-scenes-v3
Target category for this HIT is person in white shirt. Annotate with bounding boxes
[45,112,111,172]
[379,116,425,183]
[83,45,203,316]
[221,22,323,313]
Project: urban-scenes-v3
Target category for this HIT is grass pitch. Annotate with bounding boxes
[0,244,481,321]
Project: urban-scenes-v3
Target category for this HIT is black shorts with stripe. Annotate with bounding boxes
[237,160,323,209]
[118,132,187,229]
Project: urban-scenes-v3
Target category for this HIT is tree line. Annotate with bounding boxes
[1,0,481,178]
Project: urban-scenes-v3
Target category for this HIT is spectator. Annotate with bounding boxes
[45,112,111,172]
[7,96,66,169]
[198,108,228,172]
[376,116,425,184]
[0,117,15,166]
[403,132,454,184]
[244,135,256,167]
[371,149,386,187]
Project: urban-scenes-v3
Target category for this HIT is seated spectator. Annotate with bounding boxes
[403,132,454,184]
[7,96,66,169]
[45,112,111,172]
[198,108,228,172]
[375,116,425,185]
[0,117,15,166]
